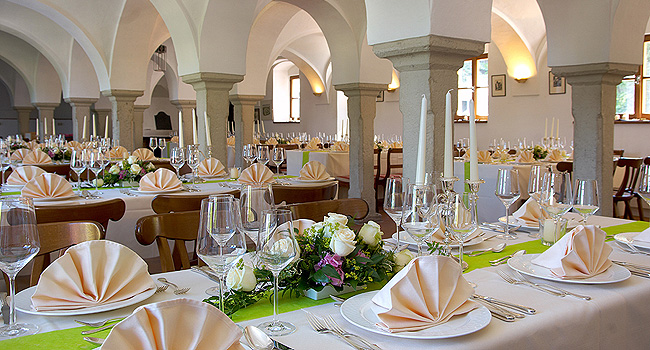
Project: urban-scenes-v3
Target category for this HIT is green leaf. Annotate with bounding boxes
[312,269,331,284]
[319,264,341,280]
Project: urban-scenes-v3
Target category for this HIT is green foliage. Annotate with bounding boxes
[532,145,548,160]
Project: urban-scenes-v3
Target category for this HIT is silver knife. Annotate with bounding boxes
[472,294,536,315]
[270,338,293,350]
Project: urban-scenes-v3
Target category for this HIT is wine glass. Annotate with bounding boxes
[401,183,439,256]
[257,209,298,336]
[158,138,167,158]
[238,184,275,247]
[149,138,158,157]
[528,165,546,203]
[256,145,270,166]
[639,164,650,206]
[271,147,285,177]
[243,144,257,166]
[383,176,406,251]
[573,179,599,224]
[0,150,10,187]
[186,145,200,185]
[88,149,104,193]
[70,149,87,194]
[495,168,520,240]
[170,146,185,179]
[0,197,40,338]
[112,138,120,149]
[539,171,573,230]
[447,192,478,271]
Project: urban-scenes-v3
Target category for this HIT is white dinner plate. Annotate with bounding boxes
[507,254,631,284]
[31,195,79,202]
[200,174,229,180]
[391,230,484,248]
[614,232,650,251]
[498,216,580,230]
[340,291,491,339]
[291,177,336,183]
[2,184,24,191]
[130,189,183,194]
[15,286,156,316]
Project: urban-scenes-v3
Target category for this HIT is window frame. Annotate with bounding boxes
[456,53,488,122]
[289,75,300,121]
[616,34,650,121]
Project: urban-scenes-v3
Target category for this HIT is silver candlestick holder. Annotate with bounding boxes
[439,176,459,257]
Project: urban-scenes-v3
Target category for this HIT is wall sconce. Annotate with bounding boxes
[514,77,528,83]
[313,92,322,96]
[312,86,323,96]
[513,65,532,83]
[387,71,400,92]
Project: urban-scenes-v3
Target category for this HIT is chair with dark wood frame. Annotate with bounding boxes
[613,157,645,220]
[35,198,126,238]
[272,182,338,205]
[151,192,238,214]
[285,198,369,222]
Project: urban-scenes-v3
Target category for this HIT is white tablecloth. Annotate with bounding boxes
[286,149,403,178]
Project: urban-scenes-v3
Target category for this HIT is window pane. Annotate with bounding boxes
[477,58,488,87]
[476,87,488,116]
[457,88,472,116]
[291,77,300,98]
[291,100,300,121]
[615,80,635,115]
[644,41,650,77]
[457,60,472,89]
[643,78,650,114]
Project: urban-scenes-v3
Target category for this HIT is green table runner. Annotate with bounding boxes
[2,220,647,349]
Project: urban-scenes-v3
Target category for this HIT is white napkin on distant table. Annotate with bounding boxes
[331,142,349,152]
[132,148,156,161]
[108,146,129,159]
[476,150,492,163]
[138,168,182,192]
[304,138,321,150]
[22,150,53,165]
[517,150,535,163]
[299,161,330,181]
[532,225,612,278]
[545,149,565,162]
[227,136,236,146]
[371,256,478,332]
[266,137,278,146]
[65,141,83,151]
[512,197,551,226]
[21,173,74,198]
[197,158,227,177]
[7,166,46,185]
[239,163,274,185]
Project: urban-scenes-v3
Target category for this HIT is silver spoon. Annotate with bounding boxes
[83,337,104,345]
[467,243,507,256]
[489,249,526,266]
[243,325,274,350]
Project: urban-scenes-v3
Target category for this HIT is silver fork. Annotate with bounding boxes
[513,271,591,301]
[154,285,168,294]
[75,317,123,328]
[324,315,382,350]
[305,311,367,350]
[119,189,137,196]
[157,278,190,295]
[617,240,650,256]
[497,270,564,297]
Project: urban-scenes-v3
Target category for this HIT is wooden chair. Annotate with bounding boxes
[337,148,382,209]
[384,148,403,179]
[36,163,73,179]
[151,192,238,214]
[135,211,200,272]
[614,149,625,157]
[613,157,645,220]
[644,156,650,165]
[556,161,573,173]
[286,198,369,222]
[35,198,126,238]
[272,182,338,205]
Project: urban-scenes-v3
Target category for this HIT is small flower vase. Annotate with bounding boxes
[303,284,366,301]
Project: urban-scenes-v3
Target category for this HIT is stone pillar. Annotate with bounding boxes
[101,90,143,152]
[14,106,33,137]
[230,95,264,167]
[182,73,244,162]
[170,100,196,148]
[33,103,59,141]
[133,105,149,149]
[65,98,97,141]
[552,63,637,217]
[336,83,386,218]
[94,109,112,139]
[373,35,485,181]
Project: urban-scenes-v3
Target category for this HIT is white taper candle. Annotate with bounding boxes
[82,115,87,141]
[104,115,109,138]
[192,109,198,145]
[204,112,211,147]
[178,111,184,148]
[415,94,427,184]
[469,99,478,181]
[444,90,453,178]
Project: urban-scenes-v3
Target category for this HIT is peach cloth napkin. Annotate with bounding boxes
[170,136,179,143]
[27,140,40,151]
[545,149,565,162]
[304,138,320,150]
[21,173,74,198]
[99,299,244,350]
[7,166,46,185]
[512,197,551,226]
[371,255,478,332]
[138,168,182,192]
[299,161,330,180]
[266,137,278,145]
[477,150,492,163]
[31,240,156,311]
[65,141,83,151]
[431,225,480,243]
[108,146,129,159]
[289,137,301,144]
[10,148,30,161]
[132,148,156,161]
[517,150,535,163]
[227,136,235,146]
[197,157,227,177]
[22,150,53,165]
[532,224,612,278]
[239,163,274,185]
[631,227,650,243]
[331,141,349,152]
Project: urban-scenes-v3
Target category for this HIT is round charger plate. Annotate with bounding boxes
[614,232,650,250]
[340,291,491,339]
[392,230,484,249]
[507,254,631,284]
[15,286,156,316]
[130,189,182,194]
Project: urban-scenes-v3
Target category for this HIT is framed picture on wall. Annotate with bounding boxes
[376,90,384,102]
[491,74,506,97]
[549,72,566,95]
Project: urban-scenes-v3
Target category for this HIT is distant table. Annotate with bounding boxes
[286,149,402,177]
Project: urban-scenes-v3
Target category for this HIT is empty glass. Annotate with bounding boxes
[271,147,285,176]
[256,145,270,166]
[573,179,599,224]
[528,165,547,203]
[70,149,87,194]
[158,138,167,158]
[149,138,158,156]
[170,147,185,179]
[495,168,520,240]
[186,145,200,184]
[88,149,105,192]
[401,183,439,256]
[639,164,650,206]
[539,171,573,232]
[0,150,10,187]
[384,176,406,251]
[238,184,275,247]
[243,144,257,166]
[447,192,478,270]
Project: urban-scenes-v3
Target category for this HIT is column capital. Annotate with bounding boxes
[551,62,639,87]
[334,83,387,98]
[33,102,59,110]
[229,94,265,106]
[63,97,98,107]
[372,34,485,72]
[13,106,34,112]
[101,89,143,102]
[182,72,244,91]
[170,100,196,109]
[133,104,150,112]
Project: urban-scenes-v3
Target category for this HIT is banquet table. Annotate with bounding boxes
[2,215,649,350]
[286,149,402,178]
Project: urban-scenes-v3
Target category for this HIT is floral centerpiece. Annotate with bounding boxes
[9,142,28,152]
[532,145,548,160]
[40,147,71,161]
[102,155,156,186]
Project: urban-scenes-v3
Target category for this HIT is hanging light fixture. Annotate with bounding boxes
[153,45,166,72]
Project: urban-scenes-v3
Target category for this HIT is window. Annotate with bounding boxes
[272,60,299,123]
[615,35,650,121]
[290,75,300,121]
[457,54,488,121]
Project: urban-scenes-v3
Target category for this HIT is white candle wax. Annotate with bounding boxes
[443,91,453,178]
[415,94,427,184]
[52,118,56,136]
[178,111,184,148]
[469,99,478,181]
[204,112,211,147]
[36,118,40,138]
[104,115,109,138]
[261,120,266,134]
[44,117,48,135]
[192,109,198,145]
[92,114,97,137]
[82,115,87,141]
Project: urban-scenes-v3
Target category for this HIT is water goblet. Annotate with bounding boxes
[573,179,599,224]
[0,150,10,187]
[256,145,270,166]
[88,149,105,193]
[70,149,87,194]
[186,145,200,185]
[401,183,439,256]
[170,147,185,179]
[238,184,275,247]
[384,176,406,251]
[158,138,167,158]
[447,192,478,270]
[639,164,650,206]
[539,171,573,241]
[271,147,285,176]
[243,144,258,166]
[495,168,520,240]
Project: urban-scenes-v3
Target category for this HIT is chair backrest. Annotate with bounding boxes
[30,221,103,286]
[36,163,73,179]
[615,157,644,196]
[35,198,125,238]
[151,192,238,214]
[135,211,200,272]
[286,198,369,222]
[150,160,176,172]
[273,182,338,205]
[277,144,299,151]
[374,148,382,183]
[385,148,403,179]
[644,156,650,165]
[556,161,573,173]
[614,149,625,157]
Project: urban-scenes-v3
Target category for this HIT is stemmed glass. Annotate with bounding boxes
[170,147,185,179]
[527,164,548,237]
[149,138,158,157]
[573,179,599,224]
[383,176,406,251]
[257,209,298,336]
[186,145,200,185]
[158,138,167,158]
[70,149,87,194]
[447,192,478,271]
[88,149,105,193]
[0,197,40,338]
[495,168,520,240]
[639,164,650,206]
[256,145,270,166]
[401,183,439,256]
[243,144,257,166]
[0,150,10,187]
[271,147,285,177]
[539,171,574,231]
[238,184,275,247]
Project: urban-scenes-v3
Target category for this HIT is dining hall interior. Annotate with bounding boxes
[0,0,649,349]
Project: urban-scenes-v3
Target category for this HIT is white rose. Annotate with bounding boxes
[324,213,348,227]
[225,265,257,292]
[270,238,295,258]
[329,227,356,257]
[394,250,416,271]
[358,221,382,247]
[109,164,120,174]
[130,164,142,174]
[146,162,156,170]
[127,155,137,164]
[92,178,104,187]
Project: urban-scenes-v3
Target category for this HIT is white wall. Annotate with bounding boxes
[143,95,179,137]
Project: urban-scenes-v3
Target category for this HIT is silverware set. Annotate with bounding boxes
[497,270,592,300]
[613,260,650,278]
[157,277,191,295]
[305,311,382,350]
[489,250,526,266]
[615,239,650,256]
[119,188,137,196]
[470,294,536,322]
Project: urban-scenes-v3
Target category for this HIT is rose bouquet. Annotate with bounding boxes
[532,145,548,160]
[101,155,156,186]
[40,147,71,161]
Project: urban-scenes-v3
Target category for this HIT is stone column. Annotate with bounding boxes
[336,83,386,218]
[230,95,264,167]
[94,109,112,139]
[182,73,244,162]
[133,105,149,149]
[170,100,196,148]
[33,103,59,141]
[101,90,143,152]
[65,98,97,141]
[552,63,637,217]
[14,106,33,137]
[373,35,485,181]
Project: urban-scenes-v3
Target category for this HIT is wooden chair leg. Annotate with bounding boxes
[613,201,619,218]
[637,197,646,221]
[624,202,633,220]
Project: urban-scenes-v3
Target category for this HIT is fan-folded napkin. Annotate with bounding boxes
[65,141,83,151]
[21,173,74,198]
[476,150,492,163]
[138,168,182,192]
[27,140,40,151]
[331,141,349,152]
[239,163,274,185]
[512,197,551,226]
[517,150,535,163]
[132,148,156,161]
[289,137,301,144]
[227,136,235,146]
[299,161,330,180]
[197,157,226,177]
[99,298,244,350]
[108,146,129,159]
[631,227,650,243]
[303,138,320,150]
[266,137,278,145]
[532,224,612,278]
[7,166,46,185]
[22,150,52,164]
[371,255,478,332]
[545,149,565,162]
[31,240,156,311]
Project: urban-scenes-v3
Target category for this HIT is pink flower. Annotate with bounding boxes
[315,253,345,287]
[356,251,368,264]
